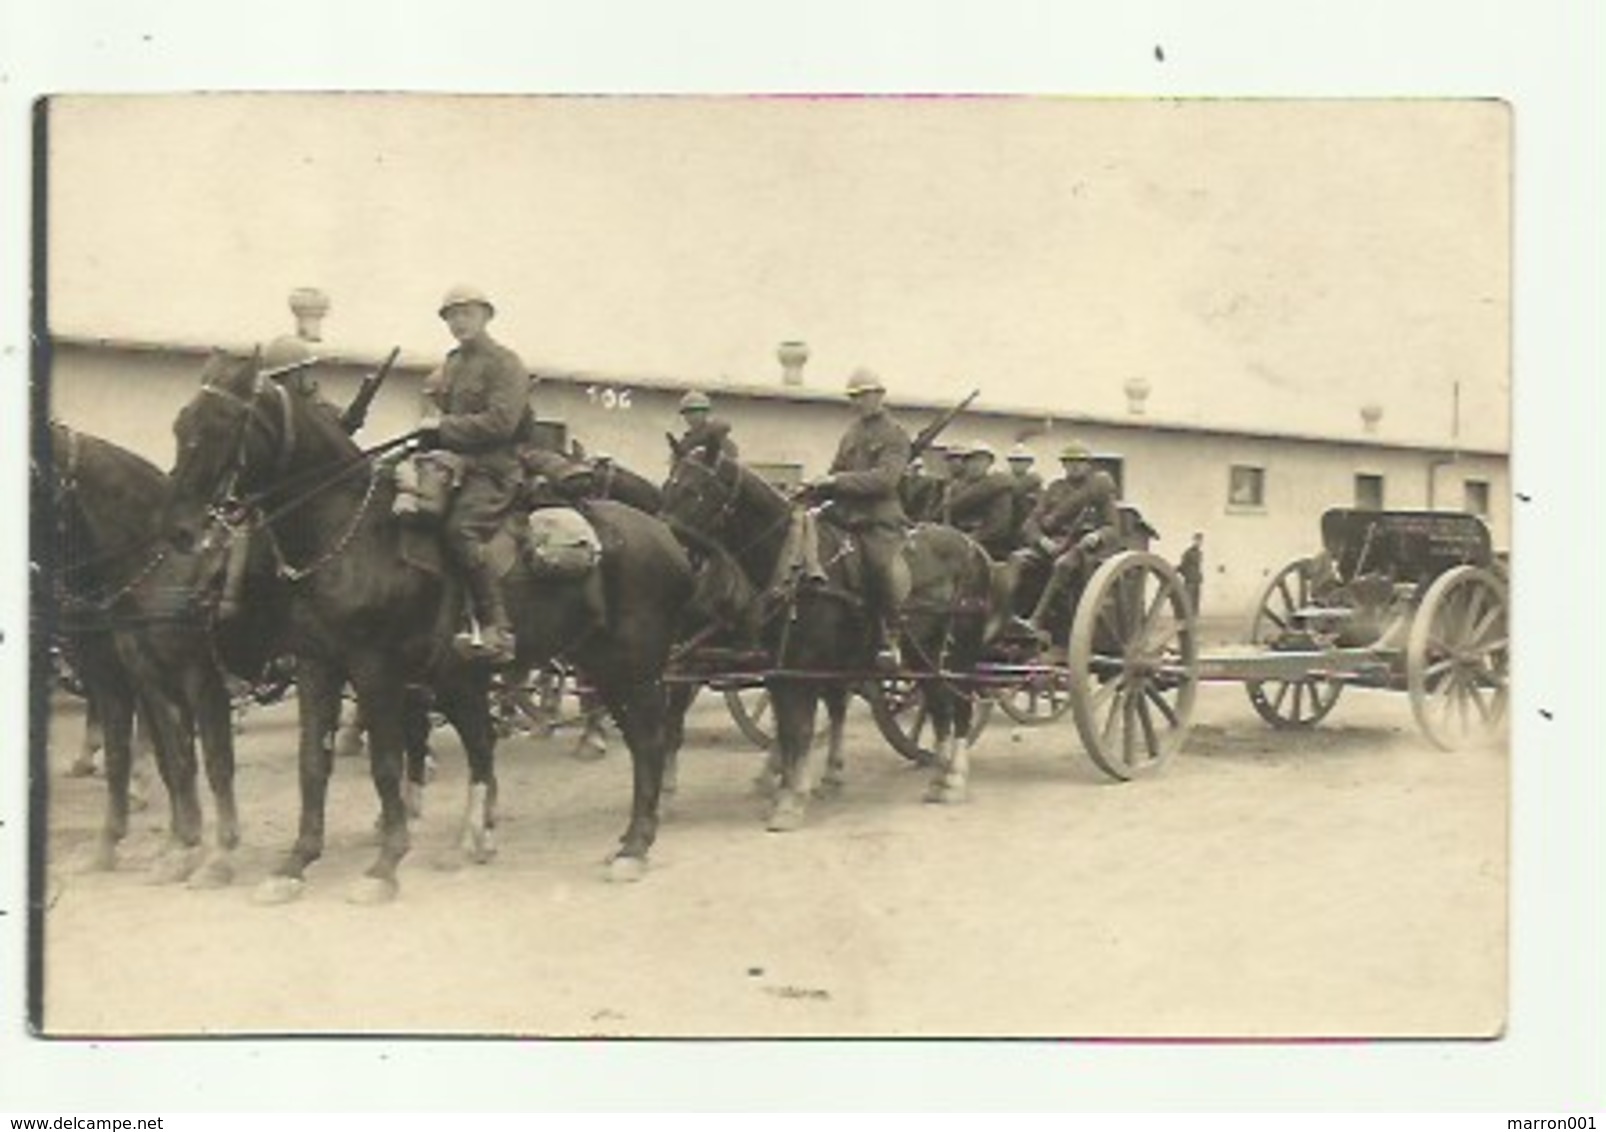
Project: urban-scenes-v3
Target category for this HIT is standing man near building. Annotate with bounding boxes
[1178,531,1205,618]
[806,367,913,668]
[1014,439,1122,641]
[1006,443,1043,549]
[677,389,739,458]
[413,285,534,664]
[944,442,1017,560]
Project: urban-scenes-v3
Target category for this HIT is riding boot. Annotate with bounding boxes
[457,557,517,665]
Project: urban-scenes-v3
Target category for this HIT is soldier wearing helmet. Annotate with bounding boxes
[412,284,535,663]
[943,441,1016,560]
[1013,439,1121,641]
[803,367,913,667]
[676,389,739,459]
[1005,443,1043,544]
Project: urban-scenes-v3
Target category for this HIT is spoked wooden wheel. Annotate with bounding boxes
[723,687,775,750]
[1244,557,1344,729]
[1408,565,1509,750]
[865,676,992,767]
[1068,552,1198,780]
[996,667,1074,726]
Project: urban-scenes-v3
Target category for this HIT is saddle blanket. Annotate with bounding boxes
[522,506,602,579]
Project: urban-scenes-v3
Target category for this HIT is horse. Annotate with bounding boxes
[36,421,284,885]
[163,349,695,900]
[660,435,999,830]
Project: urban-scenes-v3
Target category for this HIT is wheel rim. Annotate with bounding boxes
[997,669,1073,725]
[1408,566,1508,750]
[867,677,991,766]
[1244,557,1344,728]
[723,687,774,749]
[1068,552,1198,780]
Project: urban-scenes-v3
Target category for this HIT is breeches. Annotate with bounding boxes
[445,470,517,567]
[854,524,909,618]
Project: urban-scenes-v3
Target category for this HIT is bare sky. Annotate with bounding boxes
[48,95,1509,448]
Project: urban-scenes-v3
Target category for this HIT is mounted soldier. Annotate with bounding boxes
[800,367,913,669]
[943,441,1017,560]
[411,284,535,664]
[677,389,739,459]
[1013,439,1121,641]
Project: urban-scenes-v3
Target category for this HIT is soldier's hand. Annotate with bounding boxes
[412,425,443,452]
[1077,531,1103,553]
[1038,535,1060,556]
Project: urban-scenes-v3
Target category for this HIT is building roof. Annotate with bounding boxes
[52,332,1510,459]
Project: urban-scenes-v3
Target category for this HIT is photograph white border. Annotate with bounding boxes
[1,0,1598,1112]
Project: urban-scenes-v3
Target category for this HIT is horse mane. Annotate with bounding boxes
[52,425,169,568]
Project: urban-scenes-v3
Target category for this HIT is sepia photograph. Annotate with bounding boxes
[28,93,1514,1041]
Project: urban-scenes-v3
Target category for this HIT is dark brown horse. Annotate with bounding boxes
[164,350,694,900]
[37,422,283,884]
[661,436,997,830]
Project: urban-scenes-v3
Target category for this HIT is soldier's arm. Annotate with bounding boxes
[440,351,530,452]
[829,428,912,498]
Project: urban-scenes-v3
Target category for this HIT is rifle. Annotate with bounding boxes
[909,389,980,460]
[340,346,401,435]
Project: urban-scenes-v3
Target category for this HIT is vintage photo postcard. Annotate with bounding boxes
[31,94,1510,1040]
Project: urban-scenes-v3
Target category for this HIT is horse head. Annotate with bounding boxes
[166,349,272,550]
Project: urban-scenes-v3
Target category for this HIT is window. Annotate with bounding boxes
[527,418,569,453]
[1355,473,1384,510]
[1464,479,1490,517]
[749,461,805,492]
[1227,465,1265,509]
[1093,455,1125,497]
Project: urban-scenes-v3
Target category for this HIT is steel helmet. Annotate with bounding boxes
[679,390,712,413]
[1007,443,1035,464]
[438,284,495,318]
[261,334,313,372]
[845,367,886,396]
[964,441,996,461]
[1059,439,1093,461]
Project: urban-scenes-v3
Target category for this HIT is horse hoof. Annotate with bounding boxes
[571,736,608,762]
[253,876,305,905]
[813,776,845,799]
[607,854,648,883]
[150,847,204,885]
[187,856,235,890]
[347,875,400,905]
[766,801,807,833]
[924,780,970,805]
[66,756,99,778]
[72,842,117,874]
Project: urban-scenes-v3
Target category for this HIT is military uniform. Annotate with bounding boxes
[418,286,534,662]
[946,471,1017,560]
[435,334,535,557]
[1008,468,1043,544]
[817,394,912,653]
[1018,453,1122,635]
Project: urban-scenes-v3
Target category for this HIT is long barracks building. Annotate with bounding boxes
[46,331,1510,629]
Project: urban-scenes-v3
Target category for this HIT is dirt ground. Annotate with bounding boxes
[35,680,1507,1039]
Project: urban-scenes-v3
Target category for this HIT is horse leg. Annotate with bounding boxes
[924,686,972,804]
[766,683,819,832]
[68,691,104,777]
[661,682,697,801]
[187,663,240,889]
[435,668,498,869]
[255,658,341,904]
[814,685,850,798]
[603,678,668,882]
[402,685,433,819]
[348,657,413,903]
[78,686,135,872]
[139,687,207,883]
[570,688,609,761]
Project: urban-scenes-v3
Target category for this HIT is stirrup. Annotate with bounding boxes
[454,627,516,665]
